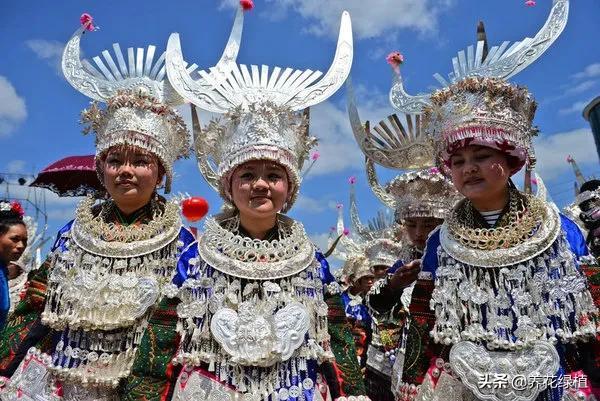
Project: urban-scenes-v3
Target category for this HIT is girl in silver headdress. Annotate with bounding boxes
[345,79,458,401]
[163,9,370,401]
[385,1,599,400]
[0,9,244,400]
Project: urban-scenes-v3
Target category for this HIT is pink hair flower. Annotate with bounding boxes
[348,175,357,184]
[343,228,350,236]
[80,13,96,32]
[386,51,404,72]
[311,151,320,161]
[429,167,440,175]
[525,0,536,6]
[240,0,254,11]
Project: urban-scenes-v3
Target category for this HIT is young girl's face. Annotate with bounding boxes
[403,217,442,250]
[0,224,27,265]
[102,145,162,210]
[230,160,289,220]
[448,145,511,206]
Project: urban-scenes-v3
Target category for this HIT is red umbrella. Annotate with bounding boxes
[31,155,104,197]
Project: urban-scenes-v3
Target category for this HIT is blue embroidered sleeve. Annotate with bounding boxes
[559,214,588,259]
[51,220,74,253]
[178,226,196,250]
[422,228,441,278]
[172,241,199,287]
[316,251,336,285]
[0,263,8,329]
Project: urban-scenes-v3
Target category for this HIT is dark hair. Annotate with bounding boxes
[505,154,522,171]
[0,200,25,236]
[580,180,600,194]
[98,145,166,186]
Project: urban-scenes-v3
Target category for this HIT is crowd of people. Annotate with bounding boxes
[0,0,598,400]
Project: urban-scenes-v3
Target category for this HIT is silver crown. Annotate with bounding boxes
[348,79,435,171]
[347,79,458,220]
[341,254,372,283]
[63,8,245,192]
[388,1,567,174]
[330,186,403,270]
[388,0,569,115]
[426,77,538,174]
[166,12,353,210]
[368,164,459,220]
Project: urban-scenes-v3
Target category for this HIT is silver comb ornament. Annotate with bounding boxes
[63,7,245,104]
[167,11,353,210]
[330,199,403,270]
[389,0,569,114]
[348,79,436,171]
[346,79,458,220]
[61,7,246,193]
[166,11,353,113]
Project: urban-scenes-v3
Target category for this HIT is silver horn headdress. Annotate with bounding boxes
[388,1,568,174]
[347,80,458,221]
[389,0,569,114]
[330,189,404,271]
[166,12,353,211]
[63,7,246,193]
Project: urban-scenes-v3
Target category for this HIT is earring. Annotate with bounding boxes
[150,190,160,211]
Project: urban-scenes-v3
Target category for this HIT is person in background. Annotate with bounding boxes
[0,200,27,330]
[347,81,458,400]
[341,256,375,368]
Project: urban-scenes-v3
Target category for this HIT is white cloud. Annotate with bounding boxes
[294,195,342,214]
[2,184,81,232]
[220,0,453,40]
[573,63,600,80]
[6,160,26,174]
[309,231,345,269]
[307,101,364,175]
[559,100,591,115]
[534,128,599,181]
[47,205,79,222]
[307,84,393,177]
[0,76,27,138]
[295,194,328,213]
[25,39,64,74]
[564,80,598,96]
[309,231,333,252]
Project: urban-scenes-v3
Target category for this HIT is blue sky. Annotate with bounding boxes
[1,0,599,260]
